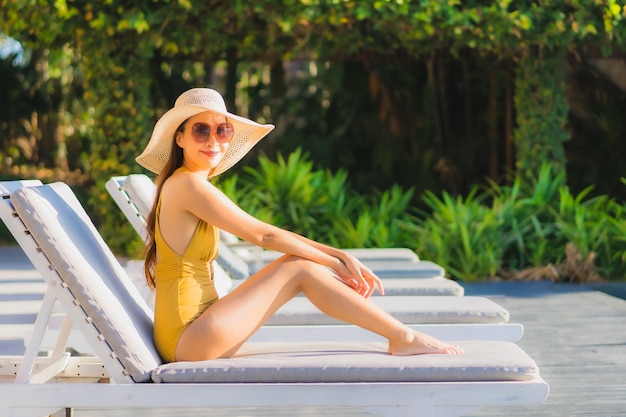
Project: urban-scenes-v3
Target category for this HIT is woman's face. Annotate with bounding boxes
[175,111,234,173]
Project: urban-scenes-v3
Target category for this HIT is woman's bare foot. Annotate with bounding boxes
[388,329,463,355]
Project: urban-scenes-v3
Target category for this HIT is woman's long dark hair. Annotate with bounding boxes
[143,121,187,287]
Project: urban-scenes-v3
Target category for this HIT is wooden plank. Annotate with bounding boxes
[465,281,626,417]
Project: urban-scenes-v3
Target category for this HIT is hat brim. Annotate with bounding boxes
[136,104,274,178]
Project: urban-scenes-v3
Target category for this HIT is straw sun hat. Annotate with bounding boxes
[136,88,274,178]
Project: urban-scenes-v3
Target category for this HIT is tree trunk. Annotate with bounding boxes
[225,46,238,113]
[504,60,513,178]
[426,53,443,149]
[488,66,498,181]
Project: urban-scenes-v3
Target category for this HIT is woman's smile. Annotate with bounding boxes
[200,149,221,158]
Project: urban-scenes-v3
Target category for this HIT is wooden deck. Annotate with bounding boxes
[465,280,626,417]
[1,245,625,416]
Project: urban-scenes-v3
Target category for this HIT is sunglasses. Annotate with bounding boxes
[190,122,234,144]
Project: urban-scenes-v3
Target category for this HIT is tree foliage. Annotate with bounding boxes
[1,0,625,254]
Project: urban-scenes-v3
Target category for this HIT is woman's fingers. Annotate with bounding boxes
[362,268,384,296]
[336,256,385,298]
[350,268,383,298]
[345,276,369,297]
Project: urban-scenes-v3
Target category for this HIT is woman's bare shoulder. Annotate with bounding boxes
[162,171,219,202]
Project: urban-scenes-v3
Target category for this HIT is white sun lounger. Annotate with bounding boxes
[0,182,548,417]
[107,174,458,287]
[1,181,523,350]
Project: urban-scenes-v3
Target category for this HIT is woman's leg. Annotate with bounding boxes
[175,255,462,361]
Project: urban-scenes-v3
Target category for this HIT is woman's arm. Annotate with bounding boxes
[282,229,385,296]
[171,172,383,297]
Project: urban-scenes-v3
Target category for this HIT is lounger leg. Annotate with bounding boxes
[16,290,57,383]
[15,288,74,385]
[51,408,72,417]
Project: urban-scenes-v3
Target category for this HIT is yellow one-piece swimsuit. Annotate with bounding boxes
[153,185,220,363]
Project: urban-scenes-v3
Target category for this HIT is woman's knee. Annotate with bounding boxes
[280,255,331,278]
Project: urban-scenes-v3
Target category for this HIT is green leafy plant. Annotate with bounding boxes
[489,163,626,281]
[492,163,565,270]
[240,149,330,238]
[327,185,415,249]
[404,187,506,281]
[605,200,626,279]
[219,148,417,251]
[553,186,608,261]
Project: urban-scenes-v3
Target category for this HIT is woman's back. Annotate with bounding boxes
[153,178,220,362]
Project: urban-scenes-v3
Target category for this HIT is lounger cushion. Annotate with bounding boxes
[238,246,421,264]
[363,260,445,278]
[152,340,539,383]
[247,258,447,277]
[337,247,420,262]
[382,278,464,296]
[10,183,162,382]
[267,296,508,326]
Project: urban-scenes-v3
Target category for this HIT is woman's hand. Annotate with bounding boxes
[334,253,385,298]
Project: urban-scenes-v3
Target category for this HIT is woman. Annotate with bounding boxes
[136,87,463,363]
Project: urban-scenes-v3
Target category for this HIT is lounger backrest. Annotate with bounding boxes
[0,179,43,193]
[10,183,162,382]
[121,174,155,225]
[121,174,251,280]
